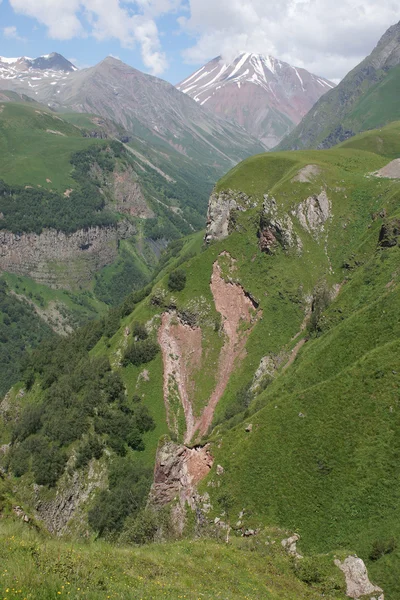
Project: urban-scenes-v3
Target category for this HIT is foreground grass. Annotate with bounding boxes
[0,521,346,600]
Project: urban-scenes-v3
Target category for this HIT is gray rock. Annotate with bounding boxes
[281,533,303,558]
[335,556,383,599]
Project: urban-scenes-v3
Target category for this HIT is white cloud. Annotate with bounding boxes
[3,25,27,42]
[8,0,170,74]
[179,0,400,80]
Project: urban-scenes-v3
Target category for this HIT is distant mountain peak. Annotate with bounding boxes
[0,53,77,74]
[177,52,334,148]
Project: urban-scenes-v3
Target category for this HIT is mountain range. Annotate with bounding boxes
[0,52,264,172]
[178,52,334,148]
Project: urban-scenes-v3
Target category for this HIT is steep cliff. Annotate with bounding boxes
[0,221,135,289]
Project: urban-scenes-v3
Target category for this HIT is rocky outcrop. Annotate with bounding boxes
[113,170,154,218]
[281,533,303,559]
[379,219,400,247]
[35,459,107,536]
[0,220,135,288]
[335,556,384,599]
[159,253,261,444]
[148,440,213,534]
[205,190,256,243]
[293,190,331,239]
[260,195,302,254]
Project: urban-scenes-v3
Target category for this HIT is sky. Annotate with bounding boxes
[0,0,400,84]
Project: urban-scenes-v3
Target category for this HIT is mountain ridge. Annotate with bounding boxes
[277,20,400,150]
[0,52,265,174]
[177,52,335,148]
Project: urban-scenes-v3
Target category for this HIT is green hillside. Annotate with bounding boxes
[0,101,223,393]
[2,123,400,597]
[278,21,400,151]
[346,64,400,132]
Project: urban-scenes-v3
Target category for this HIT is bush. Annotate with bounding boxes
[307,282,331,335]
[369,538,397,561]
[123,339,159,367]
[120,509,159,545]
[132,322,148,341]
[12,404,43,442]
[167,269,187,292]
[126,428,145,451]
[133,405,156,434]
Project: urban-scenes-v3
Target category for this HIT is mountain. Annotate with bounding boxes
[2,121,400,597]
[0,54,264,173]
[0,52,76,88]
[278,21,400,150]
[177,52,335,148]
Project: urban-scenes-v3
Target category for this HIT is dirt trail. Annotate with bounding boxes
[158,254,260,443]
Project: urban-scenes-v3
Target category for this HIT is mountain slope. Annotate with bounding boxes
[0,55,264,174]
[278,20,400,150]
[3,123,400,597]
[177,53,334,148]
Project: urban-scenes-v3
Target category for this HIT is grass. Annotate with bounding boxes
[0,520,347,600]
[0,102,104,191]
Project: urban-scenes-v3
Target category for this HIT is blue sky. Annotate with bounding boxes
[1,0,400,84]
[0,0,197,83]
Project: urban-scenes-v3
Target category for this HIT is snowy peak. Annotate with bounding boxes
[0,53,76,73]
[177,53,335,148]
[0,53,77,96]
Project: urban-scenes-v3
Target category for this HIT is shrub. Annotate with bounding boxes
[369,538,397,561]
[126,428,145,451]
[123,339,159,367]
[132,322,148,341]
[120,509,158,545]
[307,282,331,335]
[133,405,156,434]
[167,269,187,292]
[12,404,43,442]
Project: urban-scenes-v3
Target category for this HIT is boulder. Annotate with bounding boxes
[335,556,383,599]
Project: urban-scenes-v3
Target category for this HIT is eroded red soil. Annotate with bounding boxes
[158,253,260,443]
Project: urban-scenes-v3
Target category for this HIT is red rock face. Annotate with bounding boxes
[177,53,335,149]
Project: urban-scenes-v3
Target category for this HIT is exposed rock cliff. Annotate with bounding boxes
[148,439,213,535]
[260,195,303,254]
[205,190,256,243]
[0,220,135,288]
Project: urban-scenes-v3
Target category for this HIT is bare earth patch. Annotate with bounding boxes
[291,164,321,183]
[158,313,203,441]
[159,253,260,443]
[46,129,66,136]
[373,158,400,179]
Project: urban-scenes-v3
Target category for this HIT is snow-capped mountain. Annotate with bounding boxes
[177,53,335,148]
[0,53,77,95]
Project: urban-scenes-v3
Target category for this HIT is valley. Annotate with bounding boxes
[1,14,400,600]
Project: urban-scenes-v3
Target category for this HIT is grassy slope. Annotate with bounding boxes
[199,125,400,598]
[0,102,101,191]
[0,519,347,600]
[344,64,400,133]
[277,24,400,152]
[3,124,400,596]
